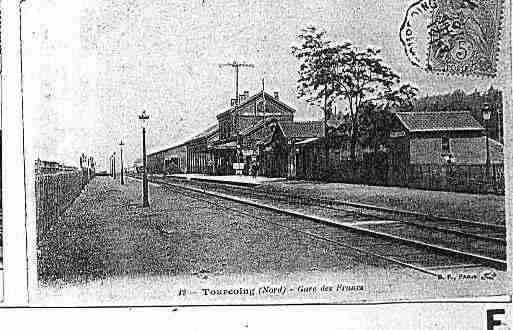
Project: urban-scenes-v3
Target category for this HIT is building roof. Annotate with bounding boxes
[148,140,189,156]
[217,91,296,118]
[395,111,484,132]
[238,117,276,136]
[210,141,237,150]
[277,121,324,139]
[148,124,218,156]
[296,137,322,146]
[188,123,219,141]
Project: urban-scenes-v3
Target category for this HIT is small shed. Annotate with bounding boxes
[389,111,501,165]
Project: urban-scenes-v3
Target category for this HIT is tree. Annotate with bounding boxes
[293,27,416,161]
[377,84,418,112]
[356,84,418,153]
[291,26,342,110]
[291,26,345,170]
[330,46,414,160]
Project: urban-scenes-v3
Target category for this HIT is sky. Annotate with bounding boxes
[21,0,512,170]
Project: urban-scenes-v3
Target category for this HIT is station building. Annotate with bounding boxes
[186,124,218,174]
[211,90,295,175]
[147,142,188,174]
[147,91,504,190]
[147,89,302,177]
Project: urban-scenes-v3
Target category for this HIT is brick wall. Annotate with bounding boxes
[450,136,486,164]
[236,116,262,133]
[410,137,441,164]
[219,117,232,140]
[409,135,494,165]
[233,95,294,134]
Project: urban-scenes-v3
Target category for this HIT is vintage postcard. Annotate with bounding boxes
[20,0,511,305]
[0,1,4,303]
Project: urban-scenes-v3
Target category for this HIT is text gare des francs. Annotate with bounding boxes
[177,284,364,297]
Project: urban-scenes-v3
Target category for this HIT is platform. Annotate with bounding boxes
[170,173,286,187]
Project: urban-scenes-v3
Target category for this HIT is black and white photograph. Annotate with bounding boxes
[20,0,511,305]
[0,1,5,302]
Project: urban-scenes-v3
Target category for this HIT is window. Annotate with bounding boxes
[220,121,231,140]
[256,100,264,115]
[441,136,450,153]
[227,123,231,137]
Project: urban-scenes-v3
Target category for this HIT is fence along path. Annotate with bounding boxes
[35,170,93,233]
[406,163,504,195]
[301,153,505,195]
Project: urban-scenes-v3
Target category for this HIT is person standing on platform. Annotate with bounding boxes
[252,157,259,178]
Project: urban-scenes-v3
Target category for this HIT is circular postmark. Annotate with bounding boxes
[399,0,438,68]
[400,0,502,76]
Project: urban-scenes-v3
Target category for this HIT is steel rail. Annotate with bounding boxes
[163,181,506,245]
[142,176,506,271]
[183,177,506,231]
[154,181,442,276]
[181,181,506,244]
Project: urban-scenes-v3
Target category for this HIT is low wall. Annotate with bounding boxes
[298,157,504,195]
[406,163,504,195]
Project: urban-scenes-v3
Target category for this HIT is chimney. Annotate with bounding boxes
[274,91,279,99]
[239,91,249,103]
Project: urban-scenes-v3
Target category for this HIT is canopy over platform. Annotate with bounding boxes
[210,141,237,150]
[296,137,322,146]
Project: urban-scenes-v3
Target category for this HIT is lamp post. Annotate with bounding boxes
[323,83,329,175]
[113,152,116,180]
[139,110,150,208]
[482,104,492,176]
[110,154,114,178]
[119,140,125,185]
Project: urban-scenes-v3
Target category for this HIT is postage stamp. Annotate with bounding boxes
[400,0,505,76]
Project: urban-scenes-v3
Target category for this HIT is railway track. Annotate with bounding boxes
[141,175,507,272]
[169,177,506,240]
[157,176,506,243]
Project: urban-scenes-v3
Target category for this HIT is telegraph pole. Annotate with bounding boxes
[219,61,255,166]
[219,61,255,106]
